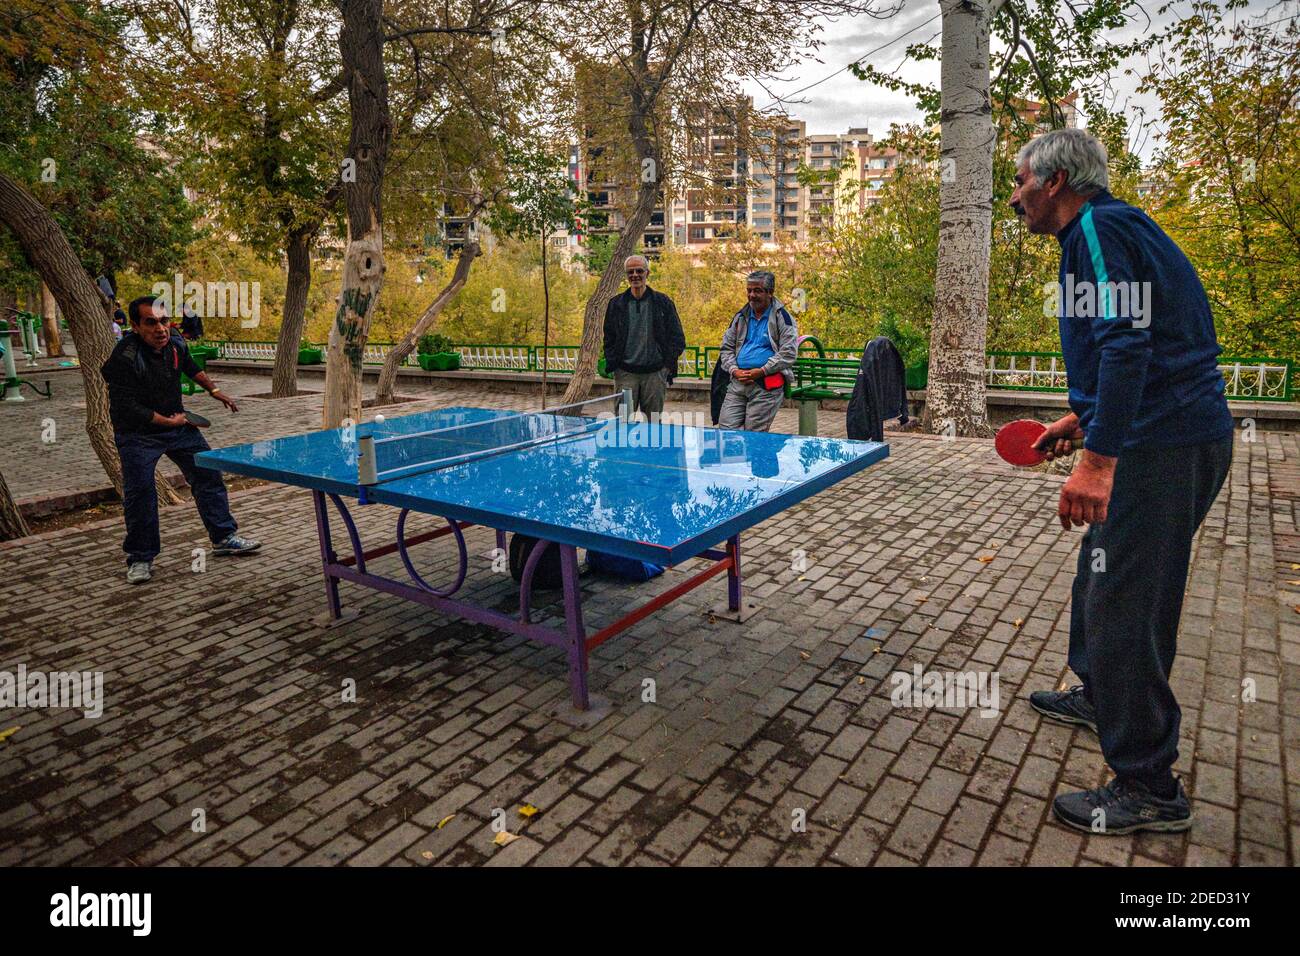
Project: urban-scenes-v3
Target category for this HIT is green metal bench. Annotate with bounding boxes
[789,337,858,435]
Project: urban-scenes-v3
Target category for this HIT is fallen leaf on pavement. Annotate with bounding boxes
[436,815,455,829]
[0,726,19,744]
[493,831,519,847]
[518,805,539,818]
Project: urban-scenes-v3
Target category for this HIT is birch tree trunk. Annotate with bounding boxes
[272,227,314,397]
[40,281,63,357]
[323,0,390,429]
[374,240,480,406]
[924,0,994,437]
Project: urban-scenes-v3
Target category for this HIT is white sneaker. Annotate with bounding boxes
[126,561,152,584]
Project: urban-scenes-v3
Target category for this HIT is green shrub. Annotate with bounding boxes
[417,333,455,355]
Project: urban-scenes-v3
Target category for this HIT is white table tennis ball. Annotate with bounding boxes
[374,414,385,424]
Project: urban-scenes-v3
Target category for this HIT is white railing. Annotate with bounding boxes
[1220,361,1290,400]
[220,341,278,362]
[985,353,1069,391]
[456,345,531,371]
[536,347,582,373]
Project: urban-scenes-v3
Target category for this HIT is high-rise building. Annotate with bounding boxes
[747,117,807,245]
[804,128,869,232]
[573,60,672,256]
[836,136,905,217]
[681,98,752,245]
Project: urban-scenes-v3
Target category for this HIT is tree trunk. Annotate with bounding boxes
[374,240,480,405]
[0,469,29,541]
[0,173,125,495]
[923,0,994,438]
[540,228,550,408]
[564,32,662,406]
[272,227,315,397]
[324,0,390,429]
[40,281,63,357]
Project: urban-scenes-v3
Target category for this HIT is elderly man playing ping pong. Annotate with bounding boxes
[1010,128,1233,835]
[102,295,260,585]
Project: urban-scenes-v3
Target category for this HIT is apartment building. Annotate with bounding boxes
[573,60,671,257]
[805,128,870,232]
[680,99,752,245]
[747,117,807,245]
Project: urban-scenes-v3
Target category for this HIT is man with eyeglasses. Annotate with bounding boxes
[101,295,260,584]
[601,254,685,419]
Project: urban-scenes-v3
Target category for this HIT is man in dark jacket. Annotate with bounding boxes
[602,254,685,419]
[102,295,259,584]
[1011,128,1233,836]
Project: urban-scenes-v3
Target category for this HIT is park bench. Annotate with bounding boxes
[789,337,859,435]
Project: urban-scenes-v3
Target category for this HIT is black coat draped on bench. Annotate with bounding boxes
[846,336,909,442]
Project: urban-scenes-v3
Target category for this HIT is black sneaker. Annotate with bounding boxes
[1053,777,1192,835]
[1030,684,1098,736]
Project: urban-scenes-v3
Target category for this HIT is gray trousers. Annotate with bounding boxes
[613,369,667,418]
[718,378,784,432]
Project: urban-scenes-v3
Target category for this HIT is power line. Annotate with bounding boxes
[759,11,943,108]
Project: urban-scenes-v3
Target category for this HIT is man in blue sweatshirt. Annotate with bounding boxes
[1010,128,1234,835]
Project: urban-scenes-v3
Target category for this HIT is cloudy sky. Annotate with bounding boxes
[741,0,1289,159]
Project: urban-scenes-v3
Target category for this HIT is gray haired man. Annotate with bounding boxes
[1010,127,1233,835]
[602,254,686,419]
[717,270,798,432]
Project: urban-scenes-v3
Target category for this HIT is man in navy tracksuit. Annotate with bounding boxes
[1011,129,1233,834]
[103,295,260,584]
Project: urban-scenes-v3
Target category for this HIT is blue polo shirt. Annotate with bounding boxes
[736,306,775,369]
[1056,191,1232,456]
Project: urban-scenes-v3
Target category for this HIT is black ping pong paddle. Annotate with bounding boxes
[184,410,212,428]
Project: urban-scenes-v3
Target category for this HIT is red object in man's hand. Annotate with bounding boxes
[995,419,1082,466]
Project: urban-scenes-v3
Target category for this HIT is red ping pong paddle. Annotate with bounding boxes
[184,410,212,428]
[995,419,1082,466]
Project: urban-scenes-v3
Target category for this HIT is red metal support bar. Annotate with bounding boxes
[585,555,734,652]
[337,520,476,566]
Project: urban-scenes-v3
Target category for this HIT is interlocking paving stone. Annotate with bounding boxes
[0,375,1295,865]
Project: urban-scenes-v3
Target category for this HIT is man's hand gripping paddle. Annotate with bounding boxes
[995,419,1083,467]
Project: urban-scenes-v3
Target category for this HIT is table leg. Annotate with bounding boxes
[312,490,342,620]
[559,543,589,710]
[727,534,742,612]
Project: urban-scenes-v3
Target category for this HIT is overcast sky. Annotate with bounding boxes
[741,0,1290,160]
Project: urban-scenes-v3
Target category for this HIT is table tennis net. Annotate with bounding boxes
[364,392,624,484]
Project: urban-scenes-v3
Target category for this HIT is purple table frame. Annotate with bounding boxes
[311,490,741,710]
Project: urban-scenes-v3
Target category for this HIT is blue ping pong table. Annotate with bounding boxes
[196,401,888,709]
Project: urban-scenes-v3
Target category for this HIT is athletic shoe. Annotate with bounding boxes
[126,561,152,584]
[213,533,261,556]
[1030,684,1098,736]
[1053,777,1192,835]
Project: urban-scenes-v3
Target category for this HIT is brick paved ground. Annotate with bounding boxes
[0,373,1296,866]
